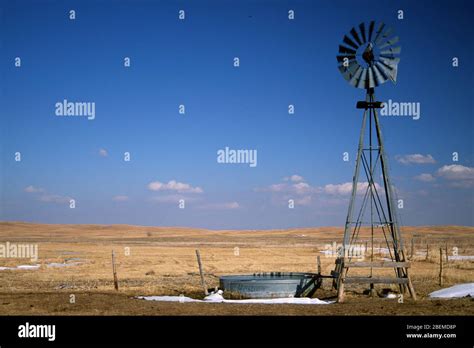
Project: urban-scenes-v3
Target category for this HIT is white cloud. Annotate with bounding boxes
[323,182,353,195]
[436,165,474,180]
[24,185,45,193]
[147,180,203,193]
[414,173,436,182]
[99,148,108,157]
[292,182,313,194]
[257,176,391,210]
[113,195,129,202]
[38,194,71,204]
[436,164,474,188]
[226,202,240,209]
[258,179,317,196]
[267,183,287,192]
[284,174,304,182]
[24,186,72,204]
[396,154,436,165]
[323,182,383,195]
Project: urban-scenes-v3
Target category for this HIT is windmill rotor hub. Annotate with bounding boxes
[362,43,375,65]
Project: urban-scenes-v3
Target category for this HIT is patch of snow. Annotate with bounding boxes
[374,247,390,255]
[320,249,336,255]
[0,264,41,271]
[384,293,397,299]
[429,283,474,298]
[448,255,474,261]
[0,266,15,271]
[203,290,224,301]
[138,290,333,305]
[16,264,40,270]
[46,262,81,268]
[0,261,84,271]
[138,295,200,303]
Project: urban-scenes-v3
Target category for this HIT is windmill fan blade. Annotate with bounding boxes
[350,27,363,46]
[338,61,359,80]
[357,68,368,89]
[343,35,359,49]
[380,46,401,55]
[359,23,367,43]
[373,63,388,85]
[348,66,363,87]
[337,55,356,63]
[339,45,356,55]
[378,36,400,49]
[375,27,393,45]
[368,66,377,88]
[368,21,375,41]
[379,56,400,66]
[376,60,398,83]
[380,55,401,63]
[377,60,396,73]
[387,64,398,83]
[337,61,358,77]
[373,23,386,44]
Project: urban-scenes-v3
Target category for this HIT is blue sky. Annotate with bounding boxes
[1,0,473,229]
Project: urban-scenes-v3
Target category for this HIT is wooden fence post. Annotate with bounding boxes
[195,249,208,296]
[425,244,429,261]
[112,250,119,291]
[439,248,443,287]
[410,238,415,260]
[445,243,449,263]
[317,256,321,275]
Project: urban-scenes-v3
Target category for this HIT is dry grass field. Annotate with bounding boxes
[0,222,473,315]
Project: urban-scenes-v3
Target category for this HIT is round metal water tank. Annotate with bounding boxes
[219,272,318,299]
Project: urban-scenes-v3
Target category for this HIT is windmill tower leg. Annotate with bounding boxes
[336,94,370,303]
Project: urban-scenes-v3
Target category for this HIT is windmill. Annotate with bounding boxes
[333,21,416,302]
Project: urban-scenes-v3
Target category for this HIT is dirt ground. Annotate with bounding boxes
[0,222,473,315]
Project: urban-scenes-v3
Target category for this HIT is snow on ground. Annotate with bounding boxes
[448,255,474,261]
[320,249,337,255]
[46,262,82,268]
[137,295,201,303]
[138,290,333,305]
[0,261,83,271]
[0,264,41,270]
[373,247,390,255]
[384,293,397,299]
[429,283,474,298]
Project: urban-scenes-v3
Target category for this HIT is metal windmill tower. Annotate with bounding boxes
[333,21,416,302]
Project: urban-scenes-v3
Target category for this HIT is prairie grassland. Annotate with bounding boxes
[0,222,472,315]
